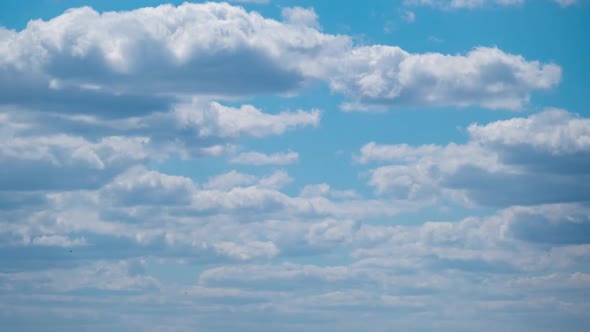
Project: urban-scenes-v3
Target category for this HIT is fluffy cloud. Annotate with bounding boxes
[0,100,318,191]
[360,109,590,206]
[0,132,151,190]
[0,3,560,112]
[325,46,560,110]
[281,7,321,29]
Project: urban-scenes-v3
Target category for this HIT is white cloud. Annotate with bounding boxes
[178,102,321,139]
[0,131,151,190]
[230,151,299,165]
[256,170,293,190]
[320,46,560,110]
[203,169,292,191]
[204,170,257,190]
[299,183,360,200]
[360,109,590,206]
[101,167,196,206]
[0,3,560,113]
[281,7,321,29]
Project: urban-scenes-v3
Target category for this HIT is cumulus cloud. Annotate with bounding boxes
[185,102,320,139]
[0,2,560,113]
[326,46,560,110]
[100,167,196,206]
[281,7,321,29]
[360,109,590,206]
[0,100,318,191]
[0,132,151,190]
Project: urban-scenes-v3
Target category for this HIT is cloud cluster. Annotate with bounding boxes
[2,181,588,330]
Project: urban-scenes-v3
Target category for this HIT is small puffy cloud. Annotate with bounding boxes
[179,102,321,139]
[100,167,196,206]
[204,170,257,190]
[300,184,360,200]
[230,151,299,165]
[256,170,293,190]
[31,235,86,247]
[281,7,320,29]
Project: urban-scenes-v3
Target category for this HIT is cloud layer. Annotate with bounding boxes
[0,2,587,332]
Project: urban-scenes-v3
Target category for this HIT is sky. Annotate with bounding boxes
[0,0,589,331]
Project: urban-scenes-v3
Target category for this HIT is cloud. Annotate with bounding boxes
[2,163,589,331]
[328,46,560,111]
[360,109,590,206]
[230,151,299,165]
[0,100,318,191]
[281,7,321,29]
[187,102,320,139]
[299,184,360,200]
[0,3,560,113]
[553,0,578,7]
[204,170,258,191]
[0,132,151,190]
[100,167,196,206]
[213,241,279,260]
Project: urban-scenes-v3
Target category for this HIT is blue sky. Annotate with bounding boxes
[1,0,589,331]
